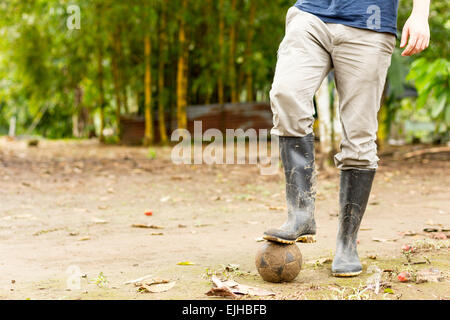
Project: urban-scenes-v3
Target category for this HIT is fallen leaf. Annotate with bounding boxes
[416,268,443,284]
[225,264,240,272]
[150,232,164,236]
[132,224,164,229]
[124,274,154,285]
[206,286,238,299]
[431,232,447,240]
[177,261,195,266]
[424,228,440,233]
[92,218,108,224]
[268,206,284,211]
[160,196,171,203]
[384,288,394,294]
[171,175,191,181]
[138,280,176,293]
[372,237,399,243]
[211,276,275,297]
[398,231,418,237]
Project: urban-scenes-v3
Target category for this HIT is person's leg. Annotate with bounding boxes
[330,25,396,276]
[264,8,332,244]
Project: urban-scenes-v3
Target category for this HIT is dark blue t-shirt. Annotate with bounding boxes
[294,0,399,35]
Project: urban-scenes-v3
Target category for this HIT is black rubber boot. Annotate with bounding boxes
[263,134,316,244]
[332,169,376,277]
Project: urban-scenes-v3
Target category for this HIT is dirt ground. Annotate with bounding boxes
[0,137,449,300]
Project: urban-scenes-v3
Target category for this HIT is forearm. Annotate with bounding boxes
[411,0,430,18]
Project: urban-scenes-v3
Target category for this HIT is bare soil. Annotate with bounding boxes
[0,138,449,300]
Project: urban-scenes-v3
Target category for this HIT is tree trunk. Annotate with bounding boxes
[204,0,214,105]
[72,86,84,138]
[177,0,188,130]
[315,77,333,169]
[218,0,225,104]
[116,25,129,115]
[229,0,238,103]
[377,82,390,151]
[332,87,342,154]
[144,35,153,146]
[245,0,256,102]
[111,38,122,136]
[158,2,168,144]
[98,39,105,142]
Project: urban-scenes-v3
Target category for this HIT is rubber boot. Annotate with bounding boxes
[332,169,376,277]
[263,134,316,244]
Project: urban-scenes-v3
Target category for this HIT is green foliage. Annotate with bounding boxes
[384,0,450,141]
[0,0,294,139]
[407,58,449,133]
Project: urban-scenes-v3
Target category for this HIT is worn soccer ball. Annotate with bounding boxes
[255,242,302,283]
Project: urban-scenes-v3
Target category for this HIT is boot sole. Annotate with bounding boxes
[263,235,316,245]
[331,271,362,277]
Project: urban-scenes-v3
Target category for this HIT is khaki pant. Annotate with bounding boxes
[270,7,396,170]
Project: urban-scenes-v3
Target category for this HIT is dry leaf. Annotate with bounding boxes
[132,224,164,229]
[372,237,398,243]
[92,218,108,224]
[222,279,275,296]
[398,231,418,237]
[225,264,240,272]
[124,274,154,285]
[431,233,448,240]
[138,280,176,293]
[160,196,171,203]
[416,268,443,284]
[177,261,195,266]
[207,276,275,298]
[206,287,238,299]
[268,206,284,211]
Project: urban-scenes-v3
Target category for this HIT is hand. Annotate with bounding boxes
[400,13,430,56]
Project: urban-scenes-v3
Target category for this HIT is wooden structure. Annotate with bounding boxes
[120,102,273,145]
